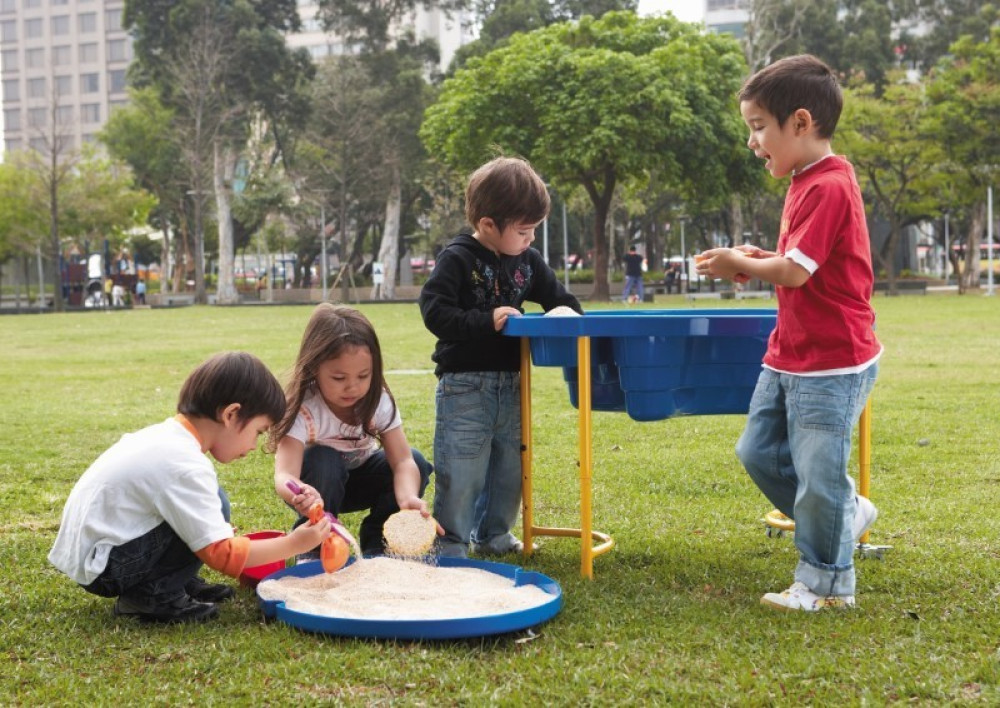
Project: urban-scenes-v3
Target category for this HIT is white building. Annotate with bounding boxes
[1,0,131,155]
[1,1,472,158]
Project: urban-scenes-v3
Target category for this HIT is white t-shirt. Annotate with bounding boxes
[48,418,234,585]
[287,388,401,469]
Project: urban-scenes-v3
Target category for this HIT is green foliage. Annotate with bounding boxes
[1,297,999,703]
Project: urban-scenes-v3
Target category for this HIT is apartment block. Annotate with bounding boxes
[1,0,130,156]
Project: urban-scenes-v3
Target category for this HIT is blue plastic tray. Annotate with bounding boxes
[503,309,777,421]
[257,557,563,640]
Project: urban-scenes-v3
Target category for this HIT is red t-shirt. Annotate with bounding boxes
[764,156,882,373]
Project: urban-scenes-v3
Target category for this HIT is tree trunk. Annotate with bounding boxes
[584,171,615,301]
[877,217,901,295]
[49,149,64,312]
[375,163,401,300]
[214,141,239,305]
[962,200,985,291]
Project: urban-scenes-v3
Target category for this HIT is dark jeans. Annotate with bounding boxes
[292,446,432,554]
[82,488,231,603]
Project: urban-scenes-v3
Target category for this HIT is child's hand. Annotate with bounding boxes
[287,481,321,516]
[398,497,445,536]
[291,512,332,552]
[493,306,521,331]
[696,248,750,283]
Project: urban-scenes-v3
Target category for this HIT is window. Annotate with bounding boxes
[28,107,47,126]
[105,8,122,30]
[79,42,98,63]
[80,72,99,93]
[51,14,69,36]
[52,0,70,5]
[0,0,15,14]
[52,45,71,65]
[24,0,42,8]
[3,109,20,130]
[55,105,73,124]
[108,68,126,93]
[54,74,71,96]
[2,78,18,101]
[108,38,130,62]
[29,137,48,152]
[24,17,43,38]
[5,138,22,153]
[81,103,100,122]
[25,47,45,69]
[78,12,96,33]
[0,49,16,71]
[1,19,16,42]
[27,77,46,98]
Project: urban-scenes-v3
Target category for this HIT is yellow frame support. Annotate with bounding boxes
[520,336,614,579]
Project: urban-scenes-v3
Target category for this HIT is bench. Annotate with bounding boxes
[873,280,927,295]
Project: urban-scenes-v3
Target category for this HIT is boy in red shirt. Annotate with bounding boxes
[697,54,882,611]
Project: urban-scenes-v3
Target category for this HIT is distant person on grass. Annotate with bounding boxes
[419,156,583,558]
[696,54,882,612]
[48,352,334,624]
[622,245,645,303]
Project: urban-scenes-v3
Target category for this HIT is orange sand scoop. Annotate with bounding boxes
[308,502,350,573]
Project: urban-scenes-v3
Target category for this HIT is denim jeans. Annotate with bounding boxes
[83,487,231,603]
[622,275,644,301]
[293,445,432,554]
[433,371,522,557]
[736,364,878,596]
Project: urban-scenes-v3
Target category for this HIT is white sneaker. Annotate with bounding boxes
[853,495,878,541]
[760,581,855,612]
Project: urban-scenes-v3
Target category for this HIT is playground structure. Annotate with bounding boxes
[503,309,883,578]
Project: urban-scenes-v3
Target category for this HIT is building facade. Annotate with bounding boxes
[1,0,130,155]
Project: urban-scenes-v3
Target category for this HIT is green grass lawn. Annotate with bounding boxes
[2,295,999,705]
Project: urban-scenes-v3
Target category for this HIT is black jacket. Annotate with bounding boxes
[419,233,583,376]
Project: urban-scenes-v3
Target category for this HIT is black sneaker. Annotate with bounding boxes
[185,576,236,603]
[114,594,219,624]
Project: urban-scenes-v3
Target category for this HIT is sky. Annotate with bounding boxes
[636,0,705,24]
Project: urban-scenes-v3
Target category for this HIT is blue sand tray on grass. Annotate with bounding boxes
[257,556,563,640]
[502,309,777,421]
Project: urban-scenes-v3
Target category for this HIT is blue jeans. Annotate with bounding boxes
[293,445,432,554]
[83,488,231,603]
[433,371,522,557]
[736,364,877,596]
[623,275,644,301]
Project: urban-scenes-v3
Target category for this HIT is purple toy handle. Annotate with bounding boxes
[286,480,343,526]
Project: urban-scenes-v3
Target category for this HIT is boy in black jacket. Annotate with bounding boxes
[419,157,582,557]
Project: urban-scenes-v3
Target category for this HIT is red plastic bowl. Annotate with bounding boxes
[239,530,288,588]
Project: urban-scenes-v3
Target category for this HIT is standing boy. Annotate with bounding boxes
[419,156,583,558]
[696,55,882,611]
[49,352,333,623]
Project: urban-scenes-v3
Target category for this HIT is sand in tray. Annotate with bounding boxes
[258,556,552,620]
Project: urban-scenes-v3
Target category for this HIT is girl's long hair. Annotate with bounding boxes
[266,304,394,451]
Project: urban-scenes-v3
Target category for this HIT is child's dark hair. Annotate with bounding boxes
[738,54,843,140]
[465,156,551,234]
[267,304,393,450]
[177,351,285,426]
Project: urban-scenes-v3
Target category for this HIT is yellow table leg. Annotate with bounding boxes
[857,398,872,544]
[518,336,614,578]
[520,338,534,557]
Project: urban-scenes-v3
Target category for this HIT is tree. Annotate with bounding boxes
[837,77,939,292]
[100,87,187,293]
[421,11,751,300]
[125,0,312,304]
[924,25,1000,290]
